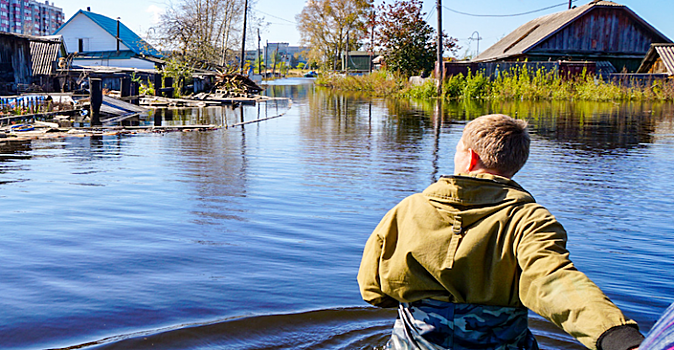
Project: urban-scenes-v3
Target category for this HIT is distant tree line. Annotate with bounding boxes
[296,0,458,77]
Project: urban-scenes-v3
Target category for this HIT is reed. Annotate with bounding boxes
[317,67,674,101]
[316,70,407,97]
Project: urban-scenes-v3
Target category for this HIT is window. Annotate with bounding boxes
[78,38,89,52]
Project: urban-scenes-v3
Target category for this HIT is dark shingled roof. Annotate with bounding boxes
[473,0,671,62]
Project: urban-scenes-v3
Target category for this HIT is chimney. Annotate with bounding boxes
[87,7,90,11]
[116,17,120,52]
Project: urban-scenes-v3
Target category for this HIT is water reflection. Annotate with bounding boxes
[0,140,32,163]
[263,77,314,101]
[405,99,674,152]
[0,81,673,350]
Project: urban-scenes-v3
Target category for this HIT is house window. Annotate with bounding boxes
[77,38,90,52]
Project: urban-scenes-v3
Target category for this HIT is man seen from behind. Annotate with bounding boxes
[357,114,644,350]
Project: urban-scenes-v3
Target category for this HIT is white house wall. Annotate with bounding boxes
[58,13,129,53]
[73,58,156,70]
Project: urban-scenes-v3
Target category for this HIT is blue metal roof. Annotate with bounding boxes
[56,10,162,58]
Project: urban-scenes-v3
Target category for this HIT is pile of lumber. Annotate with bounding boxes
[213,74,263,95]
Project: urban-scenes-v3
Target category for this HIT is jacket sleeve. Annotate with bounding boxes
[515,205,643,350]
[357,209,399,308]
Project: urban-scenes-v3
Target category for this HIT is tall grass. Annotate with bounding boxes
[315,70,406,96]
[317,67,674,101]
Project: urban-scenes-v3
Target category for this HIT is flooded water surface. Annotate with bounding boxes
[1,78,673,350]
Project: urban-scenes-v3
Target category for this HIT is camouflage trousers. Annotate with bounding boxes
[387,299,539,350]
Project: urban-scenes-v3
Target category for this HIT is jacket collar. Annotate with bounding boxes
[423,173,534,207]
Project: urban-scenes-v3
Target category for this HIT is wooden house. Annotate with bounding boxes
[473,0,671,73]
[54,9,164,70]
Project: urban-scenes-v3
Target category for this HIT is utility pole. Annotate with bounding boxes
[265,40,268,75]
[345,31,350,72]
[470,31,483,57]
[369,9,375,73]
[436,0,443,96]
[239,0,249,75]
[257,29,261,75]
[568,0,573,9]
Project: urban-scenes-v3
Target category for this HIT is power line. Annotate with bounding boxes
[268,22,296,27]
[425,6,436,23]
[256,9,297,24]
[442,0,577,18]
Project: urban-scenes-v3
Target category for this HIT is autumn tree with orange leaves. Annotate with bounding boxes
[296,0,373,70]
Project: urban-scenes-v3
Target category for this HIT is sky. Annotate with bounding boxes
[54,0,674,58]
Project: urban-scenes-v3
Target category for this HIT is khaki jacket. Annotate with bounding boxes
[357,173,636,350]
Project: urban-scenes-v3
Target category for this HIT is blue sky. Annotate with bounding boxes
[55,0,674,57]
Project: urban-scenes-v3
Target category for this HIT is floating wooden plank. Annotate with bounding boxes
[100,95,150,125]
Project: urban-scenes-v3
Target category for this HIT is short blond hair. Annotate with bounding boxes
[461,114,530,177]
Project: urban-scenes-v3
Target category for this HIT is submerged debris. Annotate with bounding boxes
[213,74,263,95]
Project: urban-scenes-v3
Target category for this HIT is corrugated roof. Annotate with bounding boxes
[29,38,62,75]
[637,44,674,74]
[474,0,670,62]
[56,10,162,58]
[655,45,674,75]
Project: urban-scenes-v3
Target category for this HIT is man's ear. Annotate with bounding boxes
[468,149,481,171]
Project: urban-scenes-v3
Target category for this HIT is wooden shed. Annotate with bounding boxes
[0,32,33,93]
[0,32,66,94]
[473,0,672,72]
[637,44,674,76]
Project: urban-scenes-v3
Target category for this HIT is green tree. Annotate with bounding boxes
[376,0,458,77]
[296,0,373,70]
[162,57,193,97]
[253,55,266,74]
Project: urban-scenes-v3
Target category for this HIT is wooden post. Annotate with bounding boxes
[164,77,173,89]
[154,110,162,126]
[163,77,174,97]
[164,108,174,121]
[130,80,139,105]
[120,77,130,99]
[153,73,162,96]
[89,78,102,126]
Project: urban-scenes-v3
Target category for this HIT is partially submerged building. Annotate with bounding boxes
[473,0,672,73]
[55,9,164,70]
[0,32,66,94]
[637,44,674,76]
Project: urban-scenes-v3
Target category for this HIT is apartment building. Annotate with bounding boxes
[0,0,64,36]
[264,43,309,68]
